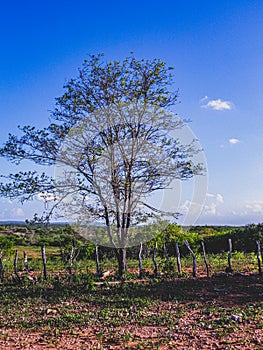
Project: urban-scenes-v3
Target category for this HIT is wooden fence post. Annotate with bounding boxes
[138,242,143,278]
[256,240,262,276]
[95,244,101,275]
[152,241,158,277]
[14,249,19,276]
[175,242,182,274]
[0,250,4,282]
[226,238,233,273]
[68,244,75,275]
[184,240,196,277]
[23,251,30,273]
[13,249,21,283]
[41,245,47,280]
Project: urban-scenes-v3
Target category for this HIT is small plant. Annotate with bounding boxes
[159,257,177,275]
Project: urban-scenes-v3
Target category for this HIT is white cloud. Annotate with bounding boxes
[245,201,263,214]
[206,192,224,203]
[229,138,240,144]
[179,193,224,223]
[216,194,224,203]
[201,193,224,217]
[201,98,233,111]
[179,200,191,213]
[0,205,25,220]
[200,96,208,103]
[37,192,58,201]
[228,200,263,225]
[204,202,217,216]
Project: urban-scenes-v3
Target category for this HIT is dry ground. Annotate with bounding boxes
[0,273,263,349]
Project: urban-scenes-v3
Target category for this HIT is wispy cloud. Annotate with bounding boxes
[229,138,240,144]
[230,200,263,223]
[216,194,224,203]
[200,96,208,103]
[206,193,224,203]
[201,193,224,217]
[245,200,263,214]
[201,98,233,111]
[0,199,25,220]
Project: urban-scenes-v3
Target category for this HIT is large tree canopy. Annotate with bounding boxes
[0,54,204,275]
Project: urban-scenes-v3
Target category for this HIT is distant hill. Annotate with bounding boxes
[0,221,69,226]
[0,221,26,226]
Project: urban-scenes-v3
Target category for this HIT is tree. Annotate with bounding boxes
[0,54,203,276]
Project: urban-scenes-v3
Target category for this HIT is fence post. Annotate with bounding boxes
[14,249,19,276]
[68,244,75,275]
[23,251,30,273]
[226,238,233,273]
[138,242,143,278]
[41,245,47,280]
[0,250,4,282]
[256,240,262,276]
[95,244,101,275]
[152,241,158,277]
[13,249,21,283]
[184,240,196,277]
[175,242,182,274]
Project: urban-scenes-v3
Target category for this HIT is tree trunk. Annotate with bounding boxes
[115,247,127,277]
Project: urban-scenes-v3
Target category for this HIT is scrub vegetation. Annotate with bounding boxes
[0,223,262,349]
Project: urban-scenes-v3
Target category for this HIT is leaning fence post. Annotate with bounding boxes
[201,241,209,277]
[256,240,262,276]
[184,240,196,277]
[41,245,47,280]
[175,242,182,274]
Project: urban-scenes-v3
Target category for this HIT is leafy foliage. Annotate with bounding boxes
[0,54,205,276]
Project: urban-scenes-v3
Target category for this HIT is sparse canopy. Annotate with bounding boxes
[0,54,203,275]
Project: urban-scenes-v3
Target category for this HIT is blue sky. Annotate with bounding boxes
[0,0,263,225]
